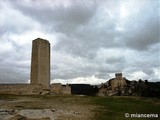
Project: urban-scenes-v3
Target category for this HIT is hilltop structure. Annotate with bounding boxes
[98,73,127,96]
[97,73,160,97]
[110,73,127,90]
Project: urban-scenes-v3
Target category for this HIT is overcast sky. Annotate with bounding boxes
[0,0,159,85]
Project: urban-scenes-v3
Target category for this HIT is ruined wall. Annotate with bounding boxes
[0,84,42,95]
[50,83,62,94]
[110,79,126,90]
[50,83,71,94]
[62,84,71,94]
[98,87,107,96]
[110,73,126,90]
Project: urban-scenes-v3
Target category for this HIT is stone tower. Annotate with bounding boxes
[30,38,50,89]
[115,73,122,80]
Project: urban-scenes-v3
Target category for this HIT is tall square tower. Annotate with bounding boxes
[30,38,50,89]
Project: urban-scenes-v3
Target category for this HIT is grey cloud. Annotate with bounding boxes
[123,1,159,50]
[0,0,159,83]
[0,1,40,36]
[0,39,31,83]
[95,73,110,80]
[9,0,121,60]
[54,21,119,59]
[105,56,125,64]
[122,44,160,80]
[125,18,159,50]
[10,0,97,31]
[142,69,154,76]
[0,62,30,83]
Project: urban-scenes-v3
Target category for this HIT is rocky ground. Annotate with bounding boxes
[0,95,96,120]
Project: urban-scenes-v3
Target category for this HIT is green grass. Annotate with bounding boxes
[90,96,160,120]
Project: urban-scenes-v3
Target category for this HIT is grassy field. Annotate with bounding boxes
[90,96,160,120]
[0,94,159,120]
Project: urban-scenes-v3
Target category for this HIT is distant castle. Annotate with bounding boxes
[98,73,127,96]
[98,73,160,97]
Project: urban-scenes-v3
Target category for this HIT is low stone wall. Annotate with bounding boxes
[0,84,42,95]
[62,85,71,94]
[50,83,71,94]
[50,83,62,94]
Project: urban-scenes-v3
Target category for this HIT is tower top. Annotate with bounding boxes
[33,38,49,44]
[115,73,123,80]
[115,73,122,76]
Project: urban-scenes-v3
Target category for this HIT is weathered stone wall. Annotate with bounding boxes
[62,84,71,94]
[50,83,62,94]
[110,73,126,90]
[0,83,71,95]
[110,79,126,90]
[98,87,107,96]
[0,84,42,95]
[50,83,71,94]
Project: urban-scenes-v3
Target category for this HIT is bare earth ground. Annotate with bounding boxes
[0,95,97,120]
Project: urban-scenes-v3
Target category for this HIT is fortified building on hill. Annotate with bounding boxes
[98,73,127,96]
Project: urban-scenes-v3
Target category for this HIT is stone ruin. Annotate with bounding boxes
[98,73,160,97]
[98,73,126,96]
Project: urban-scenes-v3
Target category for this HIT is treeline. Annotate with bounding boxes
[134,81,160,98]
[70,81,160,98]
[70,84,98,96]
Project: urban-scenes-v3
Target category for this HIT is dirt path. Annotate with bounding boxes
[0,95,96,120]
